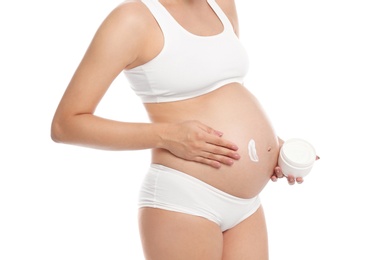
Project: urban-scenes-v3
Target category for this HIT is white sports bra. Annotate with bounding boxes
[123,0,249,103]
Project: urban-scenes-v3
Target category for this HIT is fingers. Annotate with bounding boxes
[195,125,240,167]
[205,134,239,152]
[200,123,224,138]
[287,175,304,185]
[163,121,241,168]
[204,142,240,159]
[199,122,239,151]
[282,155,318,184]
[270,174,278,182]
[272,166,304,185]
[194,157,222,169]
[192,145,240,168]
[192,152,236,169]
[274,166,284,178]
[287,175,296,185]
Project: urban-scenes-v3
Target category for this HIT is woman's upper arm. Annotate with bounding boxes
[54,2,148,117]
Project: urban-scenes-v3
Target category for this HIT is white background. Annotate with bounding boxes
[1,0,388,259]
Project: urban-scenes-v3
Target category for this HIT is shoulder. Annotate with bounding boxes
[111,0,151,21]
[83,0,161,69]
[101,0,155,34]
[91,0,159,53]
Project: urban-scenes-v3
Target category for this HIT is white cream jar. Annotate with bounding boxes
[278,138,316,178]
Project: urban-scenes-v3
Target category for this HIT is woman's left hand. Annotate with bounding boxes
[271,137,319,185]
[271,155,320,185]
[271,166,304,185]
[271,137,302,185]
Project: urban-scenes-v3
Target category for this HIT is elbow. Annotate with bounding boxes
[51,119,63,143]
[51,116,69,144]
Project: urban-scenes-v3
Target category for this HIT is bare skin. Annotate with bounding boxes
[51,0,306,259]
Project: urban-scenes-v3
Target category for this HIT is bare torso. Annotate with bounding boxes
[145,83,279,198]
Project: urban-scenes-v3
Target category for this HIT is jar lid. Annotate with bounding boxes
[281,138,316,168]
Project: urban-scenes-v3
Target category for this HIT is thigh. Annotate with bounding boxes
[222,206,269,260]
[138,208,224,260]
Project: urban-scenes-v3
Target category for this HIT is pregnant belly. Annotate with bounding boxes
[145,84,279,198]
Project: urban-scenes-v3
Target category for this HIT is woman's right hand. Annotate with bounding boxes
[160,120,240,168]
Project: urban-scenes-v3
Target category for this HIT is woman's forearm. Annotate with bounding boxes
[51,114,165,151]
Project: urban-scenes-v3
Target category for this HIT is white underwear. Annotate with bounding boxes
[138,164,261,232]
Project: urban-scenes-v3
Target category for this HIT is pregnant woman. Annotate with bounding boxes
[51,0,303,259]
